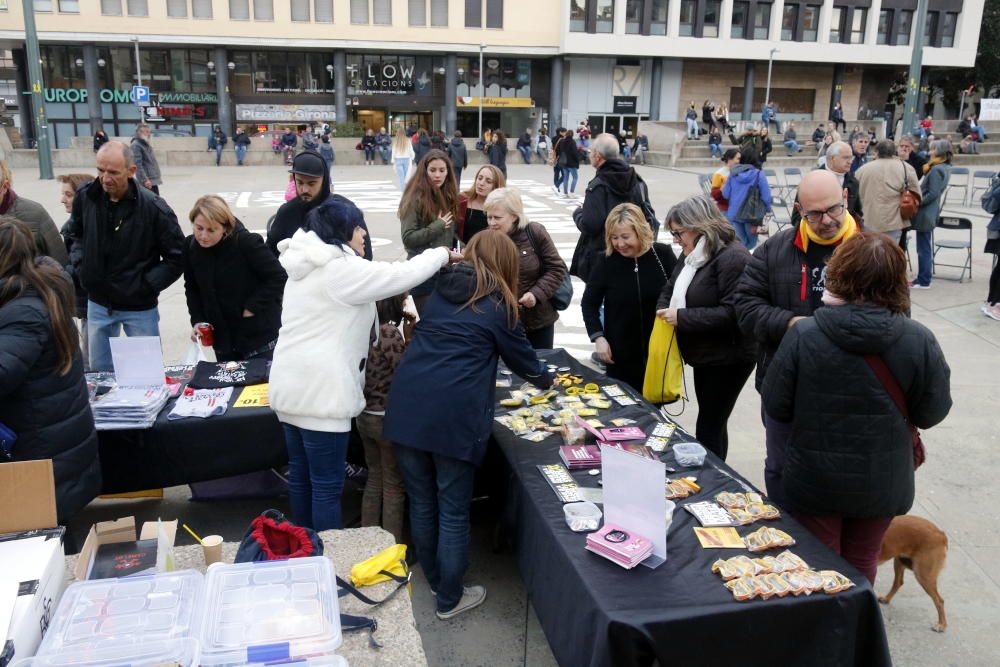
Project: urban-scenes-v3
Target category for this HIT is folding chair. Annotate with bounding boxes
[698,173,714,197]
[944,167,970,207]
[783,167,803,189]
[768,195,793,232]
[970,170,996,204]
[763,168,783,199]
[932,216,973,282]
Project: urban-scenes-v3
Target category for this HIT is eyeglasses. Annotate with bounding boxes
[800,203,845,225]
[669,229,685,239]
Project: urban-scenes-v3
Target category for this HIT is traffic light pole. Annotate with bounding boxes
[21,0,53,179]
[901,0,930,136]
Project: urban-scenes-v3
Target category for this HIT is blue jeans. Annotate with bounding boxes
[553,165,563,189]
[214,144,223,166]
[364,146,376,162]
[783,139,800,153]
[394,158,410,190]
[235,144,247,165]
[282,425,349,531]
[732,220,758,251]
[915,229,933,286]
[623,146,631,161]
[378,146,391,164]
[686,118,698,139]
[394,443,476,614]
[973,127,987,141]
[562,167,578,193]
[517,145,532,164]
[86,301,160,372]
[709,143,722,158]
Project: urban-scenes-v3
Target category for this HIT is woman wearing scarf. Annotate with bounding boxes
[655,196,755,460]
[910,139,953,289]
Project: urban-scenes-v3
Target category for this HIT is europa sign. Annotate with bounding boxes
[43,88,135,104]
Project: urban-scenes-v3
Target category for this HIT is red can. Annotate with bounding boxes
[195,322,214,347]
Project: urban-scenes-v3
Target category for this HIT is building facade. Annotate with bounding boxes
[0,0,985,148]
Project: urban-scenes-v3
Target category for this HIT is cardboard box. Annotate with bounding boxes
[0,461,57,535]
[0,528,66,667]
[74,516,178,582]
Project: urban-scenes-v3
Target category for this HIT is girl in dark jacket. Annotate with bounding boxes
[413,129,431,164]
[485,187,568,349]
[656,195,755,460]
[762,232,952,584]
[0,218,100,522]
[582,203,677,392]
[385,230,550,620]
[557,128,581,195]
[488,130,509,178]
[361,129,377,165]
[184,195,287,361]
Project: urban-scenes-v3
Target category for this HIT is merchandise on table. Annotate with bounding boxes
[692,527,744,548]
[721,567,854,601]
[684,500,740,527]
[188,359,268,389]
[91,385,170,430]
[167,387,234,420]
[672,442,707,467]
[712,550,810,579]
[742,526,796,552]
[664,477,701,500]
[563,501,603,532]
[537,464,584,503]
[714,492,782,524]
[585,523,653,569]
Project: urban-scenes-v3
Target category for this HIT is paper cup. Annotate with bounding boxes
[201,534,224,566]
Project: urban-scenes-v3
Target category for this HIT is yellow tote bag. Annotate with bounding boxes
[350,543,409,587]
[643,318,684,404]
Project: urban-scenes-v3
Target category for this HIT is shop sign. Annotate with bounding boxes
[235,104,336,122]
[456,97,534,109]
[146,104,212,120]
[613,96,637,114]
[1,95,16,107]
[348,62,426,96]
[159,92,218,104]
[42,87,137,104]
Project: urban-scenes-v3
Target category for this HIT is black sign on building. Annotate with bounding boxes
[613,96,637,114]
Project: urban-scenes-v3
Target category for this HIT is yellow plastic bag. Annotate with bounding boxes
[643,318,684,404]
[350,543,409,587]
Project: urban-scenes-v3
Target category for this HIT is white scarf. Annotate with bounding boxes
[669,236,709,310]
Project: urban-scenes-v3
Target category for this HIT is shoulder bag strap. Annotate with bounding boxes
[900,158,910,194]
[650,244,670,281]
[864,354,910,421]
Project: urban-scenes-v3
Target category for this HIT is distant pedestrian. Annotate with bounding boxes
[0,160,69,265]
[829,101,846,133]
[234,127,251,166]
[447,131,468,186]
[93,129,109,153]
[391,127,415,190]
[782,122,802,156]
[708,127,723,159]
[517,128,533,164]
[209,126,227,166]
[910,139,953,290]
[685,103,699,140]
[488,130,508,178]
[319,135,335,178]
[362,129,377,165]
[856,140,920,244]
[131,124,162,194]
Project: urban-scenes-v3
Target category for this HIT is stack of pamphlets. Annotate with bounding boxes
[92,385,170,430]
[559,445,602,469]
[585,523,653,569]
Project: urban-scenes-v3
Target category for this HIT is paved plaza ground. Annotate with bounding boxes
[10,158,1000,666]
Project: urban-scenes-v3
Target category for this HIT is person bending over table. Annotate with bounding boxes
[762,232,951,584]
[384,230,551,621]
[269,197,461,532]
[581,203,677,393]
[655,195,755,460]
[183,195,287,362]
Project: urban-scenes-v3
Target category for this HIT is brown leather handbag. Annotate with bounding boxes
[899,160,921,221]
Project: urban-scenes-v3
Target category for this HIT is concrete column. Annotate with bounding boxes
[830,62,844,118]
[83,44,103,134]
[720,0,734,39]
[334,51,347,125]
[613,0,627,33]
[549,56,563,130]
[667,0,682,36]
[214,47,233,135]
[649,57,663,120]
[818,0,833,44]
[445,53,457,135]
[770,0,785,40]
[865,0,883,46]
[742,61,755,122]
[12,48,34,148]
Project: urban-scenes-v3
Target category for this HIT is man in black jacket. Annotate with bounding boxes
[266,150,372,259]
[67,141,185,371]
[447,131,468,186]
[570,133,656,282]
[736,169,861,504]
[516,128,533,164]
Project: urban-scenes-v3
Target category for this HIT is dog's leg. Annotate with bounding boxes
[913,551,948,632]
[879,558,906,605]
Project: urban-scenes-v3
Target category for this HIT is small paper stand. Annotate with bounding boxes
[109,336,165,387]
[600,444,668,569]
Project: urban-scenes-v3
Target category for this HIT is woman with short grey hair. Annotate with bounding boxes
[910,139,953,289]
[654,195,756,460]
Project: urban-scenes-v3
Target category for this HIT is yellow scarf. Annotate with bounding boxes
[797,210,859,252]
[923,156,946,175]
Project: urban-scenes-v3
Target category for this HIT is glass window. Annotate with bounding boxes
[409,0,426,24]
[651,0,667,34]
[33,0,52,11]
[830,6,843,42]
[732,1,748,38]
[229,0,249,19]
[486,0,502,27]
[314,0,332,21]
[781,4,797,40]
[0,0,7,10]
[192,0,212,17]
[896,9,912,45]
[351,0,368,23]
[626,0,642,34]
[465,0,480,26]
[704,0,721,37]
[291,0,309,21]
[753,3,770,39]
[596,0,614,32]
[58,0,79,11]
[850,8,866,43]
[923,10,938,46]
[167,0,186,17]
[569,0,585,31]
[941,12,957,47]
[431,0,447,26]
[254,0,273,19]
[876,9,890,44]
[679,0,696,36]
[802,4,819,41]
[126,0,147,15]
[373,0,391,23]
[101,0,122,15]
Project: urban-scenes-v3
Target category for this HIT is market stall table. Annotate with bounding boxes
[63,526,428,666]
[493,349,892,667]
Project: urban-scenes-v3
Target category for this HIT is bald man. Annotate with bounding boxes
[736,169,861,504]
[66,141,184,371]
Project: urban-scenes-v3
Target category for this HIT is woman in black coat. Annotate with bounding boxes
[557,128,582,195]
[762,232,952,584]
[184,195,287,361]
[413,129,431,165]
[0,219,100,522]
[655,195,755,460]
[582,203,676,392]
[488,130,509,178]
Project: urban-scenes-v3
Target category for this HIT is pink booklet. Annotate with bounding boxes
[599,426,646,442]
[586,522,653,568]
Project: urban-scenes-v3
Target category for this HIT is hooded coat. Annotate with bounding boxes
[414,133,432,164]
[723,164,773,225]
[384,263,550,465]
[448,137,468,170]
[3,194,70,266]
[762,304,952,517]
[131,135,162,186]
[269,230,449,433]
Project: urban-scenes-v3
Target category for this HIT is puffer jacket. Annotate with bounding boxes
[510,222,567,332]
[762,304,952,518]
[131,135,162,186]
[0,285,101,521]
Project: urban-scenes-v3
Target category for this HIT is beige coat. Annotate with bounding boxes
[856,157,920,233]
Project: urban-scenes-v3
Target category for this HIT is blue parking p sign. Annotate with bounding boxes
[131,85,150,106]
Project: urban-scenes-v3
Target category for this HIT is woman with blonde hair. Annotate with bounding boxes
[385,229,550,621]
[581,203,676,391]
[458,164,506,245]
[485,187,567,349]
[183,194,287,361]
[391,127,415,190]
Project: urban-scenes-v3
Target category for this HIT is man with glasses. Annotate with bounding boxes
[737,170,860,504]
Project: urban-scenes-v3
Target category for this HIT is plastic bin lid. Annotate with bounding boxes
[241,654,348,666]
[198,556,342,666]
[13,637,199,667]
[28,570,205,666]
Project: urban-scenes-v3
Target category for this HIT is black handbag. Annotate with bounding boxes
[735,170,768,224]
[524,223,573,311]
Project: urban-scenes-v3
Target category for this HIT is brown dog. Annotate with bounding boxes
[877,515,948,632]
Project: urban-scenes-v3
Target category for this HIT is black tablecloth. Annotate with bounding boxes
[96,379,286,494]
[493,350,892,667]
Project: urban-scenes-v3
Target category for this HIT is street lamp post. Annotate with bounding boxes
[20,0,53,178]
[478,43,486,142]
[765,48,779,109]
[131,37,144,123]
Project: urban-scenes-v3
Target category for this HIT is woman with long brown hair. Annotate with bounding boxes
[385,229,551,621]
[457,164,506,245]
[0,217,101,522]
[398,148,460,312]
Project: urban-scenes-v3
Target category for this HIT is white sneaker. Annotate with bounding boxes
[983,302,991,316]
[987,304,1000,322]
[435,585,486,620]
[551,186,560,195]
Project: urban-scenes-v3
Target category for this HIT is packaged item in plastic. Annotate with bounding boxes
[725,576,757,601]
[715,492,747,509]
[586,399,612,409]
[743,528,774,552]
[753,556,780,574]
[764,572,793,597]
[500,398,522,408]
[798,570,825,593]
[774,550,809,572]
[728,508,755,526]
[819,570,855,594]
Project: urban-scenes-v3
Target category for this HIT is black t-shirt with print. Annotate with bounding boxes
[805,242,834,312]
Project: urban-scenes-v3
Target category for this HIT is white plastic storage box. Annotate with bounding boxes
[20,570,204,666]
[198,556,343,666]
